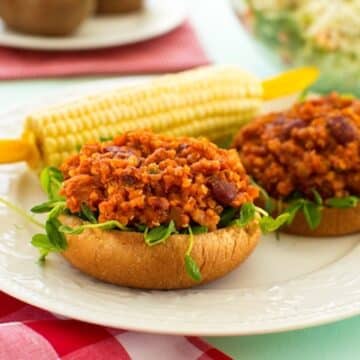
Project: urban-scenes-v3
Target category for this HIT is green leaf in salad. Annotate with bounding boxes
[326,196,359,208]
[144,220,177,246]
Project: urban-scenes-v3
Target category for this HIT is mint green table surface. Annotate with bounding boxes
[0,1,359,359]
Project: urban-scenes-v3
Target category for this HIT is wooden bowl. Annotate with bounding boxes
[0,0,95,36]
[97,0,143,14]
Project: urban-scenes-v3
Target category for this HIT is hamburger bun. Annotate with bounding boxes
[0,0,95,36]
[60,215,260,290]
[97,0,143,14]
[270,200,360,237]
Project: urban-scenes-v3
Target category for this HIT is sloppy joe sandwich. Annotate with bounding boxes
[29,130,287,289]
[234,93,360,236]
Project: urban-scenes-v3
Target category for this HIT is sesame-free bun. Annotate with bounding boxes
[272,200,360,237]
[60,215,260,290]
[97,0,143,14]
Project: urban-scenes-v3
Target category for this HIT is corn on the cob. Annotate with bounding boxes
[0,66,319,170]
[24,66,262,168]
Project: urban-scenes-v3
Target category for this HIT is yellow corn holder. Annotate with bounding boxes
[0,66,318,170]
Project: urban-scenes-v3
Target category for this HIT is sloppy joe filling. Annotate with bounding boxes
[233,93,360,200]
[60,130,258,230]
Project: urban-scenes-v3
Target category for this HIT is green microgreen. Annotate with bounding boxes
[31,200,63,214]
[59,220,128,235]
[190,225,208,235]
[303,201,322,230]
[312,189,323,206]
[0,197,44,229]
[45,218,67,250]
[144,220,177,246]
[184,226,202,282]
[283,196,322,230]
[232,202,256,227]
[184,255,202,282]
[298,88,310,102]
[326,196,359,208]
[259,213,290,233]
[31,234,59,264]
[39,167,65,201]
[135,224,147,232]
[80,203,97,224]
[99,136,114,142]
[226,202,288,234]
[219,207,237,227]
[250,178,274,212]
[48,202,67,220]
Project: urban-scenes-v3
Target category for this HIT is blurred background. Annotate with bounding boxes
[0,0,358,103]
[232,0,360,95]
[0,0,360,105]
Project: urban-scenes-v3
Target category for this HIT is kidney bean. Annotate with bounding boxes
[176,143,188,153]
[281,118,307,139]
[208,177,237,206]
[327,116,357,145]
[122,174,136,186]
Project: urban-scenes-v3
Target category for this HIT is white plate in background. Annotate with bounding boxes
[0,78,359,336]
[0,0,186,51]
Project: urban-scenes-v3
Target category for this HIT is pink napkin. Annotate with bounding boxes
[0,21,210,80]
[0,292,231,360]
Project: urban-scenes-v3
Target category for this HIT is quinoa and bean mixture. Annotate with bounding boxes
[233,93,360,200]
[60,130,258,231]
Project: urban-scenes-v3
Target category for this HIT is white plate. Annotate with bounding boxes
[0,0,186,51]
[0,79,359,336]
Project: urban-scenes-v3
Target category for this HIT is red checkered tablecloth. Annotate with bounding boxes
[0,292,232,360]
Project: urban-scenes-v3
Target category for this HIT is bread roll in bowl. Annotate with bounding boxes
[0,0,95,36]
[60,215,260,290]
[97,0,143,14]
[269,200,360,237]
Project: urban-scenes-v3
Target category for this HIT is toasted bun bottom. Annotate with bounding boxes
[60,215,260,290]
[268,200,360,237]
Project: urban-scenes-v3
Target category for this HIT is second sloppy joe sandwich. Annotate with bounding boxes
[234,93,360,236]
[30,130,287,289]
